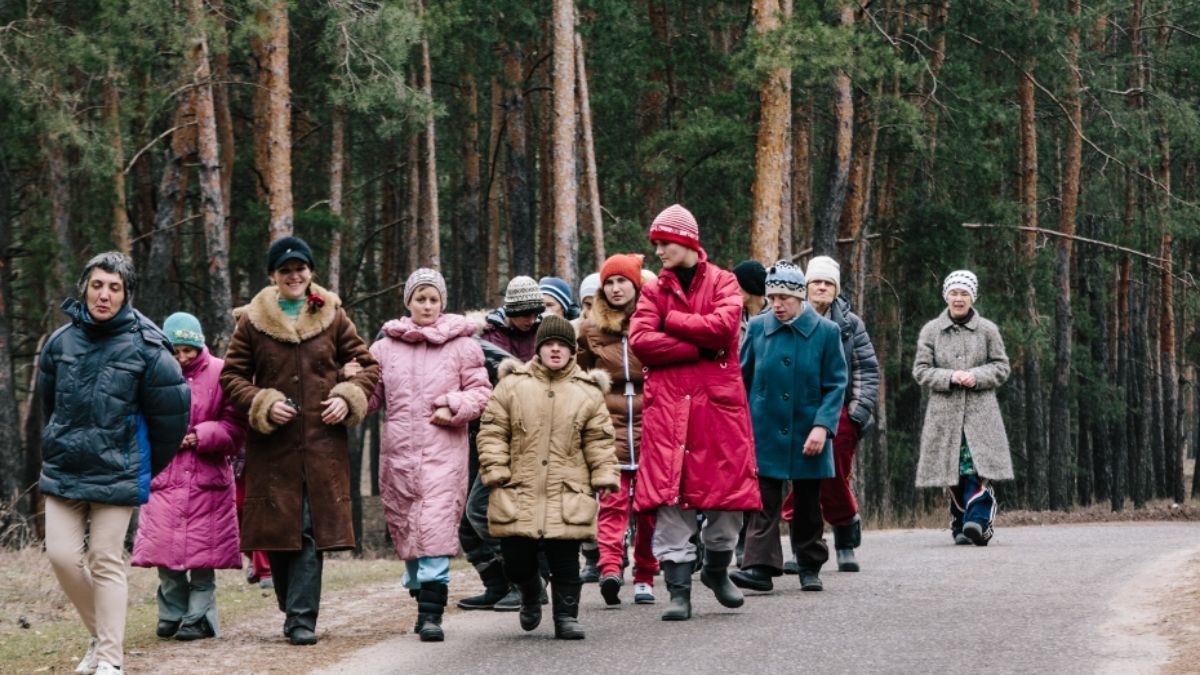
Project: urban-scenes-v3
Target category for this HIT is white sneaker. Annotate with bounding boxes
[73,638,98,674]
[633,582,656,604]
[95,661,122,675]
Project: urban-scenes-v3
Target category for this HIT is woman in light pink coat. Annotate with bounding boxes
[132,312,246,641]
[368,268,491,642]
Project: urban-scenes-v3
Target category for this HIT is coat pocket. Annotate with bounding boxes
[560,481,597,526]
[489,485,520,524]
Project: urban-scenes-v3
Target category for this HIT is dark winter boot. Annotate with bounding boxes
[516,575,544,631]
[699,550,744,608]
[416,582,447,642]
[833,515,863,572]
[660,561,692,622]
[493,586,521,612]
[580,547,601,583]
[798,567,824,591]
[729,565,774,592]
[551,580,585,640]
[458,560,510,610]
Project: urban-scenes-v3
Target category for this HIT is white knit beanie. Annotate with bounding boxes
[805,256,841,296]
[578,273,601,302]
[942,270,979,301]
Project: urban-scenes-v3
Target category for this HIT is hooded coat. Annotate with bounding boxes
[576,294,644,466]
[477,358,621,540]
[133,347,246,570]
[913,309,1013,487]
[628,250,761,513]
[220,283,380,552]
[368,314,491,560]
[473,307,540,362]
[38,298,190,506]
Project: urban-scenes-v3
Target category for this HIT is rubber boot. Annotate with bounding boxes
[516,575,544,631]
[832,515,862,572]
[660,561,692,621]
[699,549,744,608]
[457,560,510,610]
[551,580,585,640]
[580,547,600,583]
[416,582,447,642]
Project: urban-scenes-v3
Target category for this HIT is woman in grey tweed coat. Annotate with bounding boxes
[913,270,1011,546]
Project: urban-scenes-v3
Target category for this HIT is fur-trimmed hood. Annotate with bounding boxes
[497,357,611,393]
[234,283,342,344]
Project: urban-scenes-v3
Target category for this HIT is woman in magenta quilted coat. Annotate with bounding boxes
[368,268,492,642]
[132,312,246,641]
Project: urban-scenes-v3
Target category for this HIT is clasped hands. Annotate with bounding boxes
[951,370,977,389]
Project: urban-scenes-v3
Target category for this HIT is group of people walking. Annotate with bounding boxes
[39,204,1012,673]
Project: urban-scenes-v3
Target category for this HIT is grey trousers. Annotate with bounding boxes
[157,568,219,635]
[459,474,501,567]
[651,506,742,564]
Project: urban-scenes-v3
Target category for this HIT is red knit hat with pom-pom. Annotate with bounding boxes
[648,204,701,251]
[600,254,646,290]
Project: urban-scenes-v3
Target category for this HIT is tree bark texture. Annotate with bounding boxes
[255,1,293,242]
[552,0,579,287]
[104,74,131,253]
[792,94,813,253]
[749,0,790,265]
[328,105,346,293]
[813,2,855,257]
[459,70,484,310]
[486,76,505,304]
[418,3,440,270]
[503,45,535,277]
[0,127,24,511]
[575,33,605,269]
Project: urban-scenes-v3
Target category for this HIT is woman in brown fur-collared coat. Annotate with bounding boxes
[913,270,1011,548]
[477,315,620,640]
[576,254,660,606]
[220,237,379,646]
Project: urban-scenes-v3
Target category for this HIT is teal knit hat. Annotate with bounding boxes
[163,312,206,349]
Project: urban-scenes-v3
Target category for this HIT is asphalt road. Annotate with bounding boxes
[317,523,1200,675]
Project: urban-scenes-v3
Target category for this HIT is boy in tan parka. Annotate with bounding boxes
[477,315,621,640]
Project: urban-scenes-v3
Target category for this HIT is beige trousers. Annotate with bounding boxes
[45,495,135,668]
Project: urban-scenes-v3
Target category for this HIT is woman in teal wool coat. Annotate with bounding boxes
[733,260,847,593]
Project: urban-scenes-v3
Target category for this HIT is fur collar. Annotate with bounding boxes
[590,294,634,336]
[234,283,341,344]
[497,357,612,392]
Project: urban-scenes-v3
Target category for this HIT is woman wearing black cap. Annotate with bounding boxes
[220,236,380,645]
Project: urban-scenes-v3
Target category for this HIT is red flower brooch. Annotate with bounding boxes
[306,293,325,312]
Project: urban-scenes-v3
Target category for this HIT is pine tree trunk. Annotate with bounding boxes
[503,45,535,277]
[0,130,25,512]
[792,93,813,253]
[142,93,196,325]
[460,70,484,309]
[486,76,505,304]
[418,3,440,270]
[575,33,605,269]
[327,105,346,293]
[1048,0,1082,510]
[255,1,293,242]
[189,24,234,354]
[551,0,579,286]
[210,0,235,220]
[748,0,790,264]
[46,138,74,301]
[104,74,131,253]
[407,123,421,275]
[813,2,855,256]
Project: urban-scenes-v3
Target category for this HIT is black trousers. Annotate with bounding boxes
[741,478,828,575]
[500,538,581,584]
[266,494,324,634]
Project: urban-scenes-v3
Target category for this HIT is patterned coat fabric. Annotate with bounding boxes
[368,314,491,560]
[133,347,247,570]
[913,309,1013,487]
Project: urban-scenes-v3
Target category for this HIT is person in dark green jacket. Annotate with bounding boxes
[731,260,847,593]
[38,251,190,675]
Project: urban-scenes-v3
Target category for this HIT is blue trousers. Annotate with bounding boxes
[950,474,996,531]
[402,556,451,590]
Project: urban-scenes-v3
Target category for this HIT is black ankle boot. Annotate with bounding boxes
[551,579,585,640]
[580,547,600,583]
[416,582,448,642]
[833,515,863,572]
[699,549,744,608]
[515,575,543,631]
[458,560,510,610]
[660,561,692,621]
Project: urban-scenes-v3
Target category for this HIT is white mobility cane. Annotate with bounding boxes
[621,336,638,557]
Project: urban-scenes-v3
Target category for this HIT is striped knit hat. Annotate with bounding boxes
[504,276,544,317]
[648,204,701,251]
[942,270,979,301]
[765,260,807,300]
[404,268,447,308]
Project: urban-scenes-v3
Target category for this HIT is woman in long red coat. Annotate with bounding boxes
[629,204,760,622]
